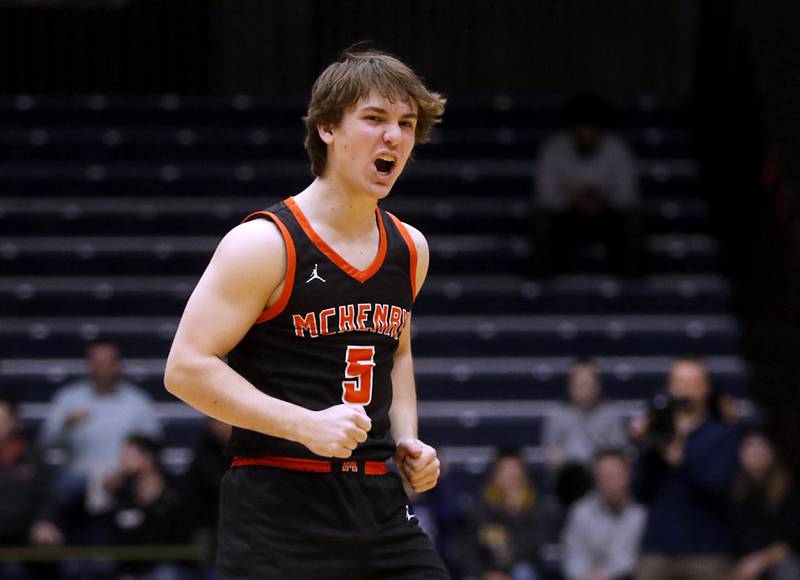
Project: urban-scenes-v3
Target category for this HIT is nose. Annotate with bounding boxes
[383,122,401,146]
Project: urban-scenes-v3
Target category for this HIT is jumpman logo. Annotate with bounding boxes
[306,263,326,284]
[405,505,415,522]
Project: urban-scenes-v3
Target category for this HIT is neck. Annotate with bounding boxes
[93,380,117,395]
[602,496,627,513]
[683,406,707,425]
[575,400,598,412]
[295,177,379,234]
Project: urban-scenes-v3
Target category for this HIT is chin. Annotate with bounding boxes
[367,182,395,200]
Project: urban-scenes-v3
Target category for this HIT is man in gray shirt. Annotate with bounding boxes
[543,361,627,506]
[39,341,162,480]
[531,94,640,277]
[561,449,646,580]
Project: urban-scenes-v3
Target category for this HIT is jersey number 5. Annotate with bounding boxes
[342,345,376,405]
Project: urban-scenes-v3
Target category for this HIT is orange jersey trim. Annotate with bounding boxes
[241,210,297,324]
[284,196,387,284]
[230,456,389,475]
[386,212,418,298]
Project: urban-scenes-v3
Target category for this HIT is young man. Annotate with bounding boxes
[560,450,645,580]
[165,50,449,579]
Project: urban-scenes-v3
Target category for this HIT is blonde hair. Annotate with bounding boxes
[303,49,446,177]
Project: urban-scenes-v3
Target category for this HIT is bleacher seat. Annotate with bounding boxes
[0,93,748,471]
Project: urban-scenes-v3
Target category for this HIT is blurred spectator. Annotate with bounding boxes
[0,394,62,579]
[38,341,161,541]
[0,394,61,545]
[531,94,640,277]
[106,435,190,580]
[185,418,230,533]
[406,453,468,578]
[631,358,740,580]
[39,341,162,476]
[730,431,800,580]
[561,449,645,580]
[460,449,549,580]
[543,361,627,507]
[183,418,230,573]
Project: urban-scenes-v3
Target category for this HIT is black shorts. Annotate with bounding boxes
[217,464,450,580]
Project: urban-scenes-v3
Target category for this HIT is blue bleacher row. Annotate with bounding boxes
[0,93,687,128]
[1,92,750,514]
[0,125,693,161]
[1,356,749,404]
[0,275,733,317]
[0,159,698,198]
[0,233,720,276]
[15,411,551,451]
[0,315,740,359]
[19,397,753,464]
[12,407,602,488]
[0,196,711,236]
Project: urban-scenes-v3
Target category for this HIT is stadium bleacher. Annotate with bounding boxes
[0,93,746,483]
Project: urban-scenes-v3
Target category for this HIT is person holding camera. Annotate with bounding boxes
[630,358,740,580]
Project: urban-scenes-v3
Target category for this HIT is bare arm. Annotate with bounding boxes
[389,223,440,492]
[389,222,429,442]
[390,314,419,441]
[165,219,369,458]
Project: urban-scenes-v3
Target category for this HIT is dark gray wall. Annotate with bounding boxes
[738,0,800,184]
[0,0,696,96]
[0,0,211,92]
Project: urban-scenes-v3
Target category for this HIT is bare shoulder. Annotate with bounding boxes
[398,221,429,255]
[207,218,287,294]
[217,218,284,264]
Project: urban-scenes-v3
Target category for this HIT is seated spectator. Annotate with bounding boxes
[0,394,62,579]
[731,431,800,580]
[561,449,646,580]
[37,341,162,541]
[631,357,740,580]
[406,453,468,578]
[106,435,190,580]
[183,418,230,573]
[543,361,627,506]
[531,94,640,277]
[460,449,549,580]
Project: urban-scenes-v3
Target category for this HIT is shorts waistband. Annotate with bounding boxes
[230,455,389,475]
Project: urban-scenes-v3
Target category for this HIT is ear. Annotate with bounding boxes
[317,123,334,145]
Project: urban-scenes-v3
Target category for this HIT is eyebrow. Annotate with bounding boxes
[360,106,418,119]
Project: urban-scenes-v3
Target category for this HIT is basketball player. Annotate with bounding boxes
[164,50,450,579]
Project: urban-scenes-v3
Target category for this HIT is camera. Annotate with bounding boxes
[642,393,691,449]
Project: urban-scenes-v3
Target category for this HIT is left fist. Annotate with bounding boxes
[394,438,440,493]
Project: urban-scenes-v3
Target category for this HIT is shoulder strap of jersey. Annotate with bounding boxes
[384,210,419,299]
[240,202,297,323]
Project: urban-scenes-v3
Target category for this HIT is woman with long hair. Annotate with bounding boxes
[731,431,800,580]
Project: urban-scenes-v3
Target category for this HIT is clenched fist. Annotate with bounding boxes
[394,438,440,493]
[299,404,372,458]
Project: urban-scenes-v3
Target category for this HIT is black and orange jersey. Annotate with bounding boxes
[226,197,418,462]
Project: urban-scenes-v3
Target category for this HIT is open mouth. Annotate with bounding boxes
[374,156,396,176]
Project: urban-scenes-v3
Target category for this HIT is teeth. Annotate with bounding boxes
[377,155,395,162]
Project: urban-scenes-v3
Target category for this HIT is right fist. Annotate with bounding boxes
[300,404,371,458]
